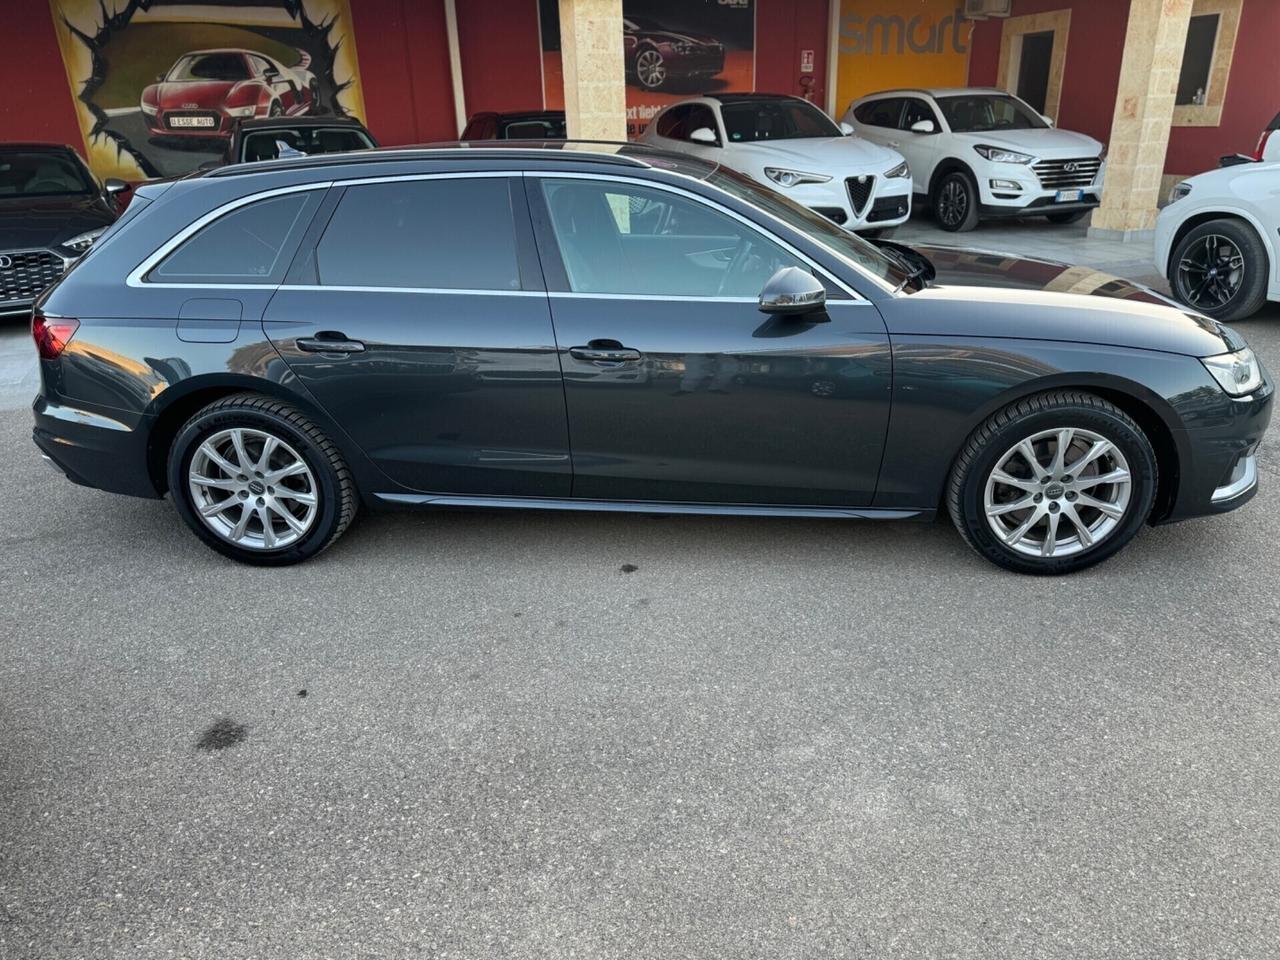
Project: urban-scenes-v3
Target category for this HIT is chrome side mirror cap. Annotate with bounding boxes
[758,267,827,315]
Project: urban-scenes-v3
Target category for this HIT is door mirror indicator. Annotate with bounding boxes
[839,121,855,136]
[910,119,937,134]
[758,267,826,316]
[689,127,718,145]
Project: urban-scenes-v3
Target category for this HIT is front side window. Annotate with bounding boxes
[936,94,1047,132]
[315,178,521,290]
[540,178,806,298]
[721,100,843,142]
[900,98,938,130]
[654,105,693,140]
[150,191,319,284]
[853,98,903,129]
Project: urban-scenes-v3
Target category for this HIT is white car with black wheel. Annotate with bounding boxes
[842,88,1106,232]
[1156,162,1280,322]
[639,93,911,235]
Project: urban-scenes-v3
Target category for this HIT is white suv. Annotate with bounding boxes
[842,88,1106,232]
[640,93,912,235]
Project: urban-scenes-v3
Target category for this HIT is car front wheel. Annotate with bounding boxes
[947,391,1157,575]
[634,48,667,89]
[168,394,357,565]
[1171,218,1269,322]
[932,170,979,232]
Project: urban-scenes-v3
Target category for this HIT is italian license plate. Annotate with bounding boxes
[1054,189,1083,203]
[169,116,215,128]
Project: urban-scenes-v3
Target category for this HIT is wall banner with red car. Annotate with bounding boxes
[48,0,367,181]
[539,0,756,138]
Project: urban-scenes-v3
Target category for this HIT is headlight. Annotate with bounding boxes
[764,167,832,188]
[1202,347,1263,396]
[1168,181,1193,204]
[885,160,910,179]
[62,228,106,254]
[974,144,1035,164]
[226,105,257,118]
[140,101,157,116]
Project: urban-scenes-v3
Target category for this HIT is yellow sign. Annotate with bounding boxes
[48,0,366,181]
[833,1,973,117]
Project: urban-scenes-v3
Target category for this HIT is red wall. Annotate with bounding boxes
[1165,0,1280,174]
[0,3,88,152]
[456,1,546,118]
[755,0,831,104]
[967,0,1130,146]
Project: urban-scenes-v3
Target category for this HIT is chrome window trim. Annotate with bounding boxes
[279,284,546,297]
[127,181,331,288]
[525,170,870,302]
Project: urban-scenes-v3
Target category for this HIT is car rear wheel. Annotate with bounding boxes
[947,391,1157,575]
[634,48,667,90]
[932,170,979,232]
[1171,218,1269,322]
[168,394,357,565]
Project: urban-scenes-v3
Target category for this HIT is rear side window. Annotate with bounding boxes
[854,98,903,128]
[314,178,521,290]
[149,191,319,284]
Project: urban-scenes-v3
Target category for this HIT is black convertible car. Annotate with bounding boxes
[30,143,1272,573]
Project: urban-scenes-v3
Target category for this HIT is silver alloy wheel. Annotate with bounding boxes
[983,427,1132,559]
[1177,233,1245,309]
[188,427,319,550]
[636,49,666,88]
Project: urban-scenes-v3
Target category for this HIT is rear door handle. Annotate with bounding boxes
[570,345,642,363]
[297,334,365,354]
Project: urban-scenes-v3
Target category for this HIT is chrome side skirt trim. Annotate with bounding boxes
[372,492,922,520]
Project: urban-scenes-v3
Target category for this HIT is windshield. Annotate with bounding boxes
[705,165,909,289]
[623,15,663,31]
[168,53,252,82]
[240,128,374,162]
[936,94,1047,133]
[0,151,95,198]
[721,100,843,142]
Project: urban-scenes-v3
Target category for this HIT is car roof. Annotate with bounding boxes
[705,92,804,105]
[859,87,1008,99]
[202,140,718,180]
[233,116,369,131]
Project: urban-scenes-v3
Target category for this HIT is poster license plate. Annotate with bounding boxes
[170,116,215,128]
[1054,189,1083,203]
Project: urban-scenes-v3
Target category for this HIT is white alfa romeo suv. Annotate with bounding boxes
[843,87,1106,232]
[640,93,912,235]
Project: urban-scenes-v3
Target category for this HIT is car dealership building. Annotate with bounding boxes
[3,0,1275,240]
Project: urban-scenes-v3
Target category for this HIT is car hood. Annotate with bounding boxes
[880,244,1235,357]
[952,127,1102,158]
[151,80,242,108]
[729,137,903,173]
[0,194,116,252]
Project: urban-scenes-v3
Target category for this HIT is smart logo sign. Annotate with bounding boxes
[834,1,973,114]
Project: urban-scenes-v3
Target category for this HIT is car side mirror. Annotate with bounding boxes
[758,267,826,316]
[1041,114,1054,127]
[104,178,129,195]
[910,119,937,134]
[689,127,718,145]
[840,121,856,136]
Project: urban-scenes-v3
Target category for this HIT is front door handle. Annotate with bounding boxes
[570,343,642,364]
[297,333,365,354]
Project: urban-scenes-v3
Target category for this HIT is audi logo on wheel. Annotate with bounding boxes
[0,255,13,269]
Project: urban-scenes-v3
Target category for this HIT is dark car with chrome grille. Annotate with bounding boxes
[29,142,1270,574]
[0,144,127,318]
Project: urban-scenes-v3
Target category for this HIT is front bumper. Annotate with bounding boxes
[975,160,1105,217]
[2,247,74,319]
[32,394,162,499]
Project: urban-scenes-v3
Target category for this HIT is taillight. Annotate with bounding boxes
[32,309,79,360]
[1255,128,1273,161]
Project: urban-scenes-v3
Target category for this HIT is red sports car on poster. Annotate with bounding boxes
[141,48,318,140]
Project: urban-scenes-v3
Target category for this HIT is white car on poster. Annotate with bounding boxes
[1156,160,1280,322]
[842,87,1106,232]
[639,93,912,235]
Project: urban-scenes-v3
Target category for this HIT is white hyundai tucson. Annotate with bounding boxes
[843,87,1106,232]
[640,93,912,235]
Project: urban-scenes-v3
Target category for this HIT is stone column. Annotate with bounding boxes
[1089,0,1193,240]
[558,0,626,141]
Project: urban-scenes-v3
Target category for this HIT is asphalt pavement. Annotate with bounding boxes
[2,287,1279,958]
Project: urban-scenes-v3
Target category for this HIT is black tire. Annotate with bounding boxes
[167,394,357,566]
[1170,217,1269,322]
[1045,209,1089,225]
[932,169,980,232]
[946,391,1158,575]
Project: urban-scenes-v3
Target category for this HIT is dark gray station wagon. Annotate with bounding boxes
[31,143,1272,573]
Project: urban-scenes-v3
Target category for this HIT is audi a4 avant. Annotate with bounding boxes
[31,143,1271,574]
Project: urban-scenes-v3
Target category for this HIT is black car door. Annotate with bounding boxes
[527,174,892,506]
[263,174,571,497]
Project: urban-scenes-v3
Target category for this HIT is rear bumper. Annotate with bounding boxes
[32,395,162,499]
